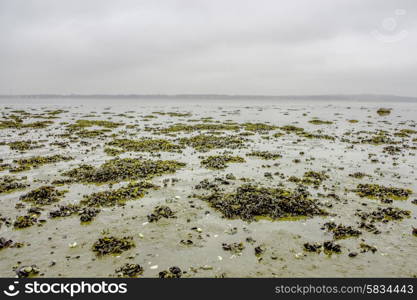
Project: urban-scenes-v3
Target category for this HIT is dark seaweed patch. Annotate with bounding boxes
[195,184,327,222]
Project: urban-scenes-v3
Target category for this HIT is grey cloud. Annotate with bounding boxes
[0,0,416,96]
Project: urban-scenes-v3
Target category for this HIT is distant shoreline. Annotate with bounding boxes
[0,94,416,102]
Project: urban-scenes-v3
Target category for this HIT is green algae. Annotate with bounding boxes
[92,236,135,256]
[63,158,186,184]
[159,123,240,133]
[103,147,125,156]
[288,171,329,187]
[107,138,183,152]
[81,181,158,207]
[8,141,43,151]
[297,131,335,140]
[322,222,362,239]
[280,125,305,133]
[308,119,333,125]
[115,263,144,277]
[179,134,246,151]
[147,205,176,222]
[75,129,111,138]
[200,155,245,169]
[20,186,68,206]
[356,207,411,222]
[354,184,412,201]
[68,119,123,129]
[0,176,28,194]
[242,122,277,132]
[14,155,73,169]
[195,184,327,222]
[13,215,38,229]
[376,108,391,116]
[0,120,53,130]
[246,151,282,160]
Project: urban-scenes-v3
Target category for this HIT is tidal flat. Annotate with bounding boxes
[0,97,416,278]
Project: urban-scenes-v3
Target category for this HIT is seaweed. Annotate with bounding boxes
[92,236,135,256]
[82,182,158,207]
[195,184,327,222]
[0,176,28,194]
[354,184,412,201]
[20,186,67,206]
[288,171,329,187]
[308,119,333,125]
[159,123,239,133]
[200,155,245,169]
[159,266,182,278]
[242,123,277,132]
[14,155,73,169]
[321,222,362,239]
[246,151,282,160]
[8,140,43,151]
[107,138,183,152]
[147,205,176,222]
[222,242,245,254]
[63,158,185,184]
[13,215,38,229]
[115,263,144,277]
[179,134,246,152]
[376,108,391,116]
[68,119,123,129]
[355,207,410,222]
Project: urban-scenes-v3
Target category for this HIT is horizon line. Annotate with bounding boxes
[1,93,416,99]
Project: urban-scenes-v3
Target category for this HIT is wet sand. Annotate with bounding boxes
[0,98,416,278]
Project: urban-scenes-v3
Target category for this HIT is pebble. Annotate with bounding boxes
[68,242,77,248]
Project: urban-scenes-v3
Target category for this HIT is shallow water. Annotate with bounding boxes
[0,97,416,277]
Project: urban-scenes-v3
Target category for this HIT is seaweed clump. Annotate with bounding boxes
[355,207,410,223]
[63,158,185,184]
[179,134,246,152]
[0,237,17,250]
[376,108,391,116]
[0,176,28,194]
[222,242,245,254]
[49,204,81,218]
[79,207,101,223]
[107,138,183,152]
[321,222,362,239]
[49,205,100,223]
[354,184,412,201]
[115,263,144,277]
[303,241,341,254]
[147,205,176,222]
[13,215,38,229]
[0,120,52,130]
[92,236,135,256]
[242,123,277,132]
[14,155,73,169]
[20,186,67,206]
[159,266,182,278]
[308,119,333,125]
[200,155,245,170]
[82,182,158,207]
[195,184,327,222]
[246,151,282,160]
[288,171,329,187]
[68,119,123,129]
[8,140,43,151]
[159,123,239,133]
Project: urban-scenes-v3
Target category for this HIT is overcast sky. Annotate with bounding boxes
[0,0,416,96]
